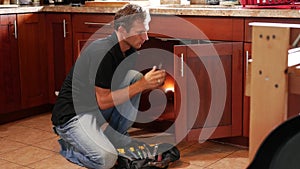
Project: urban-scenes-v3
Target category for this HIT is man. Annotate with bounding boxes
[51,4,166,169]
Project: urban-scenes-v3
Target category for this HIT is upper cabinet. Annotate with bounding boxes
[0,14,21,114]
[18,13,48,109]
[46,14,73,104]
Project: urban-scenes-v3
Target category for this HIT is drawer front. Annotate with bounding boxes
[149,15,244,41]
[72,14,114,34]
[245,18,300,43]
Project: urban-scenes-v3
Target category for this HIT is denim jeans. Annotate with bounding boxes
[55,70,143,169]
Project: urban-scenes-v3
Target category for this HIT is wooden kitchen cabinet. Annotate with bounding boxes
[149,15,244,41]
[174,42,243,142]
[18,13,48,109]
[72,14,114,60]
[46,14,73,104]
[0,14,21,113]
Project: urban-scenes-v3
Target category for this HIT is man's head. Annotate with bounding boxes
[114,4,151,50]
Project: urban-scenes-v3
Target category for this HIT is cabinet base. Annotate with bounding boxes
[0,104,53,125]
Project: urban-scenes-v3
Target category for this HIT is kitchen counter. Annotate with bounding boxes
[1,4,300,18]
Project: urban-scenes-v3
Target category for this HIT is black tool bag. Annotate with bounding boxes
[115,142,180,169]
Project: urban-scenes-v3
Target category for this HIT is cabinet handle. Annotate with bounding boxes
[246,50,253,74]
[180,53,184,77]
[14,20,17,39]
[246,50,249,73]
[63,19,67,38]
[55,91,59,96]
[84,22,111,26]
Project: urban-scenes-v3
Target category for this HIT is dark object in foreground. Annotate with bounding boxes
[116,142,180,169]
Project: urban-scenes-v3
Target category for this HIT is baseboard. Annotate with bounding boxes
[0,104,53,125]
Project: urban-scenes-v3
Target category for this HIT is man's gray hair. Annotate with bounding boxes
[113,4,150,31]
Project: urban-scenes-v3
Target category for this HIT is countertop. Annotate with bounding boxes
[1,4,300,18]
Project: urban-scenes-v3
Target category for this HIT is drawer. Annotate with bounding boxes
[72,14,114,34]
[245,18,300,43]
[149,15,244,41]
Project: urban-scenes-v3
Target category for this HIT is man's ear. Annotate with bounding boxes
[118,25,127,34]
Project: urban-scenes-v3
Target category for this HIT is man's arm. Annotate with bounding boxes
[95,66,165,110]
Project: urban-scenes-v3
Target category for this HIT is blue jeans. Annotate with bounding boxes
[55,70,143,169]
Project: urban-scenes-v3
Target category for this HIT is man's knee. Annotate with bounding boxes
[102,151,118,169]
[89,149,118,169]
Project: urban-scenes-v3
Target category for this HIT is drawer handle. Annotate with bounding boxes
[84,22,111,26]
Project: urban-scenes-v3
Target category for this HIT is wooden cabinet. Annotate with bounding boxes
[149,15,244,41]
[46,14,73,104]
[0,14,21,113]
[174,42,243,142]
[18,13,48,109]
[72,14,114,60]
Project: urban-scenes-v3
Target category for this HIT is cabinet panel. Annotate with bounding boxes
[174,42,243,141]
[72,14,114,33]
[0,14,21,113]
[46,14,73,104]
[72,14,114,61]
[245,18,300,43]
[73,32,108,60]
[18,13,48,108]
[150,15,244,41]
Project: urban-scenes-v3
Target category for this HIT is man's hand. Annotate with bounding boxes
[144,66,166,89]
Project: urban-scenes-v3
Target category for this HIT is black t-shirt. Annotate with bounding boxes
[51,32,136,126]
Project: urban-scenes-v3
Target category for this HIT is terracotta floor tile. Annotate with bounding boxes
[0,113,250,169]
[169,160,205,169]
[15,113,53,133]
[0,146,55,166]
[0,124,34,138]
[0,159,7,165]
[207,155,249,169]
[0,138,27,154]
[4,127,57,145]
[180,146,231,167]
[230,149,249,158]
[175,140,198,151]
[203,141,241,153]
[28,154,83,169]
[0,160,31,169]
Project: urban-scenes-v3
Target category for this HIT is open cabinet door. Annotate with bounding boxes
[174,42,243,142]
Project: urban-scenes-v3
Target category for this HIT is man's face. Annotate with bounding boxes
[123,20,149,49]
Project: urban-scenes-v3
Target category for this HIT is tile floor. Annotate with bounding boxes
[0,112,250,169]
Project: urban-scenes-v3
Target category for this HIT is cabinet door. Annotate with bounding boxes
[243,42,251,137]
[18,13,48,108]
[46,14,73,104]
[0,14,21,113]
[174,42,243,142]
